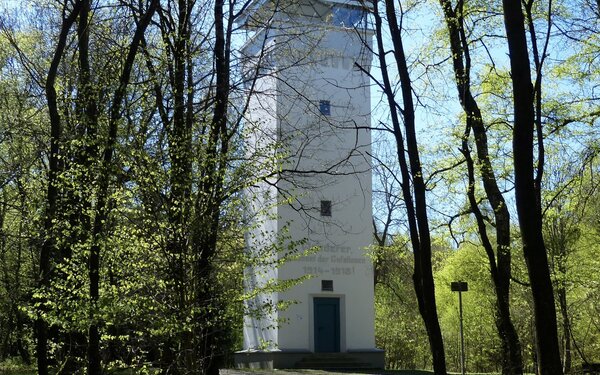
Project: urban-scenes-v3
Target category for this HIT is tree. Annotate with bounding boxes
[19,1,158,373]
[436,0,523,372]
[138,0,270,371]
[500,0,563,371]
[542,148,599,372]
[0,25,45,367]
[37,3,82,373]
[372,148,406,284]
[362,0,448,371]
[374,238,432,370]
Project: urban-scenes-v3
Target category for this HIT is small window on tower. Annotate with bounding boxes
[319,100,331,116]
[322,280,334,291]
[320,200,332,217]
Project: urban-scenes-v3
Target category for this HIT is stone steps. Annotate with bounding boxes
[295,353,372,369]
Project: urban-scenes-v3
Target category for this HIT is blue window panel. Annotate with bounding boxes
[319,100,331,115]
[332,6,366,28]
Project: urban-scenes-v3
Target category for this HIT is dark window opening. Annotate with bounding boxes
[322,280,334,291]
[319,100,331,116]
[320,200,332,217]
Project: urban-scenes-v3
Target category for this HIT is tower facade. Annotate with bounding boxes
[237,0,383,368]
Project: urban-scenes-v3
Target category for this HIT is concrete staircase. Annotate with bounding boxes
[294,353,372,369]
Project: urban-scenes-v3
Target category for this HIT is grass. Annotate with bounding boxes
[0,358,35,374]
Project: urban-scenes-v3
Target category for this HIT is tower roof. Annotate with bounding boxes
[238,0,371,29]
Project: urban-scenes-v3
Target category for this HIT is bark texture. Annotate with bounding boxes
[500,0,563,372]
[370,0,447,372]
[39,3,83,374]
[438,0,523,372]
[86,2,158,373]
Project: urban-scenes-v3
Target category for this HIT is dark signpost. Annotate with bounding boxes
[451,281,468,375]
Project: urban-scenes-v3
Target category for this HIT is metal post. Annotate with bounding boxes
[458,289,465,375]
[451,281,468,375]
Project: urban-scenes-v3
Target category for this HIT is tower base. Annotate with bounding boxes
[233,349,385,370]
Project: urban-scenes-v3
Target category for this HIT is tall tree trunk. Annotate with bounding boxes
[547,216,574,374]
[15,185,31,366]
[500,0,562,373]
[86,2,158,374]
[190,0,232,372]
[75,1,101,373]
[438,0,523,373]
[153,0,195,371]
[39,3,83,374]
[459,126,523,375]
[160,0,195,370]
[369,0,447,372]
[558,285,571,373]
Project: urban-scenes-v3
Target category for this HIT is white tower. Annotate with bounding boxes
[237,0,383,369]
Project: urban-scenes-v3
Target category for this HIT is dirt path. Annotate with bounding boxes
[220,370,434,375]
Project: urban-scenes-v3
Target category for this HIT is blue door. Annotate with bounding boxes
[314,297,340,352]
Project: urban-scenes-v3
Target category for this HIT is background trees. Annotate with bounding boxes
[0,0,598,373]
[0,0,267,373]
[369,0,599,370]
